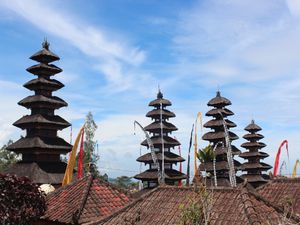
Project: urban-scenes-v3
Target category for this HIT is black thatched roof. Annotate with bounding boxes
[144,121,177,133]
[243,133,264,141]
[239,151,269,159]
[240,162,272,171]
[141,136,180,148]
[204,119,236,129]
[26,63,62,76]
[200,91,241,186]
[199,160,241,172]
[137,151,185,163]
[245,120,262,132]
[6,41,72,186]
[146,108,175,118]
[18,95,67,109]
[213,145,241,156]
[206,108,234,117]
[13,114,70,130]
[148,98,172,107]
[135,90,186,187]
[30,41,60,63]
[134,169,187,181]
[202,130,239,142]
[239,120,272,188]
[7,136,72,153]
[5,162,66,185]
[241,142,266,149]
[24,77,64,91]
[207,91,231,107]
[240,174,268,183]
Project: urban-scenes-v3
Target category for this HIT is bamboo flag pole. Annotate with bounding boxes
[160,102,165,184]
[292,159,299,178]
[62,126,84,186]
[186,124,194,186]
[194,112,203,176]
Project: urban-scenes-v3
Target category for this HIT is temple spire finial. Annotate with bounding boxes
[42,38,50,50]
[157,85,163,99]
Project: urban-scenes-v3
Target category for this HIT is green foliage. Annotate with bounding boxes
[0,140,18,172]
[197,145,214,163]
[84,112,98,164]
[76,112,100,177]
[180,184,213,225]
[0,173,46,225]
[112,176,139,190]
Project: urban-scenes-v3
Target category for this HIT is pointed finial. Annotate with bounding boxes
[42,38,50,50]
[157,85,163,99]
[216,90,221,97]
[251,119,255,124]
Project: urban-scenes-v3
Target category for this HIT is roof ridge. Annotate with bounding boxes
[42,176,89,221]
[86,187,160,225]
[45,176,86,199]
[240,189,261,225]
[72,175,94,223]
[97,177,132,198]
[248,188,300,223]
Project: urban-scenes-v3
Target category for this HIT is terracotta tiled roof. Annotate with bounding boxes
[89,186,299,225]
[257,177,300,217]
[42,175,131,224]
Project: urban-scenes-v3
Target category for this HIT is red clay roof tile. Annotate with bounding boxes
[88,185,299,225]
[42,175,131,224]
[257,177,300,217]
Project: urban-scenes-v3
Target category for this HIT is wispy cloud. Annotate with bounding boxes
[1,0,299,178]
[168,0,300,171]
[0,0,146,91]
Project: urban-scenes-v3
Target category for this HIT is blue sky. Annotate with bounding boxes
[0,0,299,178]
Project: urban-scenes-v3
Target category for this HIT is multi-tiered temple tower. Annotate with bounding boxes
[239,120,272,188]
[200,91,241,186]
[6,41,72,185]
[134,90,186,188]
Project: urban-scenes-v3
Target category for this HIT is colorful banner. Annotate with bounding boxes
[77,129,85,179]
[292,159,299,178]
[273,140,289,176]
[62,126,84,186]
[186,124,194,186]
[194,112,202,176]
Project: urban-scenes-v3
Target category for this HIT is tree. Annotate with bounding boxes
[197,145,214,163]
[113,176,139,190]
[80,112,99,176]
[180,184,214,225]
[0,173,46,225]
[0,140,18,172]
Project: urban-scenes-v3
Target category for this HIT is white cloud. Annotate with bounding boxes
[0,0,146,91]
[286,0,300,17]
[0,80,27,145]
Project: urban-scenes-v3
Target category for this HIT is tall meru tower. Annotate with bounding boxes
[200,91,241,187]
[6,41,72,186]
[134,90,186,188]
[239,120,272,188]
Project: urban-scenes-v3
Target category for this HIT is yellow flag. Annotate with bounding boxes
[62,126,84,186]
[292,159,299,178]
[194,112,203,176]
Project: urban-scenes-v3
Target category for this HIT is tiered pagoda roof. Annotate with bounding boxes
[5,41,72,185]
[240,120,272,188]
[134,90,186,188]
[200,91,241,186]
